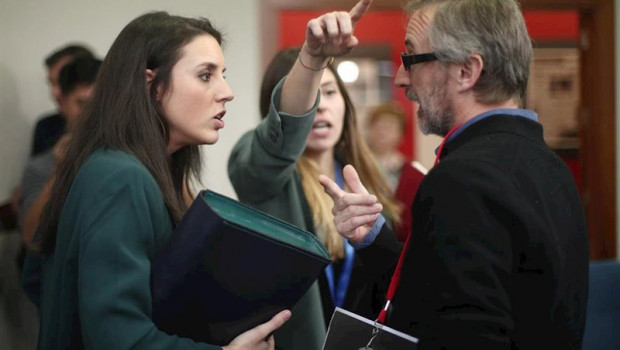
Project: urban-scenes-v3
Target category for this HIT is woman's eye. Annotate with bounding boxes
[199,72,212,81]
[323,89,337,96]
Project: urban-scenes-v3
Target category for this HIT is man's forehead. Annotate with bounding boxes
[404,6,435,50]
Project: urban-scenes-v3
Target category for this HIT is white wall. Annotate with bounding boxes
[0,0,261,200]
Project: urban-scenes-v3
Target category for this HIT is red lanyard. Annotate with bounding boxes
[376,123,462,324]
[433,124,463,166]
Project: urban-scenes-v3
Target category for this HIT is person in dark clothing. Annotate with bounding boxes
[32,44,94,156]
[319,0,589,349]
[20,57,102,251]
[8,45,95,270]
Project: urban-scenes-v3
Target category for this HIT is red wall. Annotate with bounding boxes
[279,10,579,159]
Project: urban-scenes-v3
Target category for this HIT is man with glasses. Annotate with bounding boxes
[319,0,588,349]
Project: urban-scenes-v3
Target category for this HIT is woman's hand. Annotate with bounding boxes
[280,0,373,115]
[222,310,291,350]
[303,0,373,59]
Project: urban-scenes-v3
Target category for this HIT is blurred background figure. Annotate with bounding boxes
[0,44,94,250]
[1,56,102,350]
[365,103,409,191]
[33,44,94,156]
[20,56,102,252]
[365,103,425,242]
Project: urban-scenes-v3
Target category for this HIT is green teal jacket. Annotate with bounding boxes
[22,150,219,350]
[228,79,326,350]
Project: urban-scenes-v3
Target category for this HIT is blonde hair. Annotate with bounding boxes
[298,65,402,260]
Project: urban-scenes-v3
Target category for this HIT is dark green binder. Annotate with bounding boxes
[151,190,330,345]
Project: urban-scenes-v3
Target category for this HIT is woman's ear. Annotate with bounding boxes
[145,69,162,101]
[146,69,156,85]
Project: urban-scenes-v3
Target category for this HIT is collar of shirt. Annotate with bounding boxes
[435,108,539,155]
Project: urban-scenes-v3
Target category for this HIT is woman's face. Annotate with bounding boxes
[160,34,234,153]
[305,69,346,155]
[367,114,404,154]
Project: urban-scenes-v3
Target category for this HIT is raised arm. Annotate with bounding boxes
[279,0,373,115]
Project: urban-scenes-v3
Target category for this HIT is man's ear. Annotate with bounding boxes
[455,53,483,92]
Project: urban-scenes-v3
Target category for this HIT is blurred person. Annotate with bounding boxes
[319,0,589,349]
[229,5,401,341]
[20,56,102,250]
[365,103,426,241]
[365,103,409,191]
[22,1,373,348]
[0,45,94,236]
[33,44,94,156]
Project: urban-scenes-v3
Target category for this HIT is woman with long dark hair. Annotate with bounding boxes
[23,1,374,348]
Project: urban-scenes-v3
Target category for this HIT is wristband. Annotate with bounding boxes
[298,55,334,71]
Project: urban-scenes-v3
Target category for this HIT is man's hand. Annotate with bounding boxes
[319,164,382,243]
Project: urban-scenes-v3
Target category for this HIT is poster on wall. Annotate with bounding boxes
[525,47,581,150]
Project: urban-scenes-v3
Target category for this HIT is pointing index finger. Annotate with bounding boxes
[349,0,373,25]
[319,174,346,200]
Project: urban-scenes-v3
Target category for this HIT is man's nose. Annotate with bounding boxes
[394,64,410,89]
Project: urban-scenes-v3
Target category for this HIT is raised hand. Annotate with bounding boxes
[304,0,373,58]
[223,310,291,350]
[318,164,383,243]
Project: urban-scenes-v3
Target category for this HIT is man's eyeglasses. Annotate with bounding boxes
[401,52,438,71]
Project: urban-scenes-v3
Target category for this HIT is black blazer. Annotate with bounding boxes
[359,115,589,350]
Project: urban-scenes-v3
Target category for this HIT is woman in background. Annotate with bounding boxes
[21,1,373,347]
[229,45,401,330]
[365,103,426,241]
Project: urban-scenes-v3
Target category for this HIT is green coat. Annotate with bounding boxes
[23,150,219,350]
[228,80,326,350]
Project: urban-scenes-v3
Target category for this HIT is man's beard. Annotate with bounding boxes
[406,82,453,137]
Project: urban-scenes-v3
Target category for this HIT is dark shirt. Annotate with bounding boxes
[31,113,65,156]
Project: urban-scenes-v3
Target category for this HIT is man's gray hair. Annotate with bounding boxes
[406,0,532,106]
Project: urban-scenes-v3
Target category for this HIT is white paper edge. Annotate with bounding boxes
[322,307,419,348]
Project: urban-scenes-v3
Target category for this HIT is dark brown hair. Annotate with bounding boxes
[38,12,223,254]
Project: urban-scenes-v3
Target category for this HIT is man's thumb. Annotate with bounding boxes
[343,164,369,195]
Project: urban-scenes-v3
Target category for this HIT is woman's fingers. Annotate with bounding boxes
[304,0,373,57]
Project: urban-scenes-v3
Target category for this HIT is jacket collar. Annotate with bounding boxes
[439,113,545,161]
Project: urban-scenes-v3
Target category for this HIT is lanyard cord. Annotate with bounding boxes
[325,242,355,307]
[377,123,462,324]
[433,124,463,166]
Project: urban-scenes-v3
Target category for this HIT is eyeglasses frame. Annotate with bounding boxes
[401,52,438,71]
